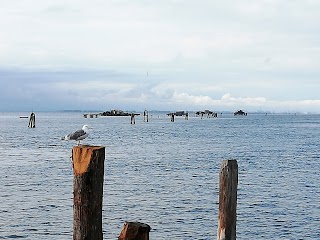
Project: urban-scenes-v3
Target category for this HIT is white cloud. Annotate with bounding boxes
[170,92,266,109]
[173,92,214,105]
[220,93,266,106]
[169,92,320,113]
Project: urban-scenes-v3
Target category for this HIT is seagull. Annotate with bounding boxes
[62,125,92,145]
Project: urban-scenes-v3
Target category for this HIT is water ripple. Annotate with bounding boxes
[0,113,319,239]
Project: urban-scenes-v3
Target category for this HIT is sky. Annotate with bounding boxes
[1,0,320,113]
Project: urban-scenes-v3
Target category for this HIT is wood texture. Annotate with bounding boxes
[73,146,105,240]
[217,160,238,240]
[118,222,151,240]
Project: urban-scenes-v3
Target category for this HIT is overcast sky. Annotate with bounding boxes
[1,0,320,112]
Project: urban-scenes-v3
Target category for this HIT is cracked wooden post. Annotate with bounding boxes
[118,222,151,240]
[73,145,105,240]
[217,160,238,240]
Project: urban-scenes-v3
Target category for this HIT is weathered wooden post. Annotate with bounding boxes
[118,221,151,240]
[144,110,149,122]
[131,113,136,124]
[171,113,175,122]
[28,112,36,128]
[217,160,238,240]
[73,145,105,240]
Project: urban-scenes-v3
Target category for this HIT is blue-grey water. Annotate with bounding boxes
[0,112,319,239]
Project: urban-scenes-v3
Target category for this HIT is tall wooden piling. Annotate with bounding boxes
[144,110,149,122]
[28,112,36,128]
[118,222,151,240]
[217,160,238,240]
[171,113,175,122]
[72,145,105,240]
[131,113,136,124]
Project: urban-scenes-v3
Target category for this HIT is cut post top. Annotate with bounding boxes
[220,159,238,171]
[118,221,151,240]
[73,145,104,150]
[72,145,105,175]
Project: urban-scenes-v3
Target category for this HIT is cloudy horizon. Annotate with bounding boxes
[1,1,320,113]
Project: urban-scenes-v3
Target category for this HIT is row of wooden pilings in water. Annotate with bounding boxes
[73,145,238,240]
[84,111,218,124]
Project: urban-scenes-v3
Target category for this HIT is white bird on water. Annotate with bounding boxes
[62,125,92,145]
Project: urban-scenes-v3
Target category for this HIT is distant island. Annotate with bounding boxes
[100,109,140,116]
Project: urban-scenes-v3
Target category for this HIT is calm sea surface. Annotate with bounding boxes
[0,112,319,239]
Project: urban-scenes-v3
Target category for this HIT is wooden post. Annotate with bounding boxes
[28,112,35,128]
[170,113,175,122]
[131,113,136,124]
[217,160,238,240]
[73,145,105,240]
[118,222,151,240]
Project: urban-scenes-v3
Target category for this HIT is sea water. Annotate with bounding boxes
[0,112,319,239]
